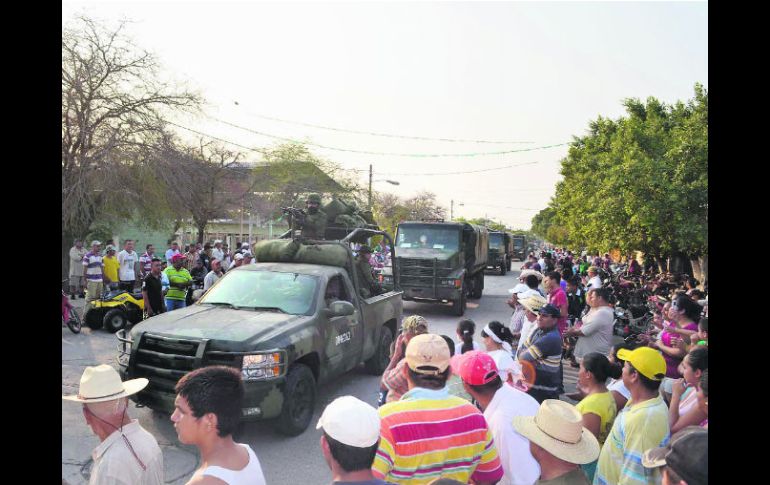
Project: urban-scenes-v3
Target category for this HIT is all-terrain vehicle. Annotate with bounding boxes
[84,288,145,332]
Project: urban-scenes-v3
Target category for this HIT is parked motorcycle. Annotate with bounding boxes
[61,288,82,334]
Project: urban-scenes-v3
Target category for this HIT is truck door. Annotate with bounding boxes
[322,274,363,375]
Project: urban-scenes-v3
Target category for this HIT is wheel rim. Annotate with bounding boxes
[110,315,124,328]
[290,379,313,424]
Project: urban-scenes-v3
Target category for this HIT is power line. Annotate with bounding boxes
[165,121,563,178]
[207,115,569,158]
[460,202,542,211]
[230,107,535,144]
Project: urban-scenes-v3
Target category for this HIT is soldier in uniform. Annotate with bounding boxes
[299,193,327,240]
[355,245,380,298]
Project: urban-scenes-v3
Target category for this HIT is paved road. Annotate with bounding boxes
[62,261,578,484]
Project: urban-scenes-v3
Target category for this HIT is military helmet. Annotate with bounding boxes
[358,245,373,254]
[307,193,322,204]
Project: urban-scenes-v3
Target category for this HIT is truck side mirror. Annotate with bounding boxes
[325,300,355,318]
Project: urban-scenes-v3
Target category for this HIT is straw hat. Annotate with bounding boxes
[512,399,600,465]
[62,365,148,403]
[519,294,547,314]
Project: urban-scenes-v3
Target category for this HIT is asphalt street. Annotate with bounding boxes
[62,261,578,485]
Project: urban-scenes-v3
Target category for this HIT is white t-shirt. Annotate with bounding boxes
[118,250,138,281]
[587,275,603,290]
[212,248,224,262]
[607,378,631,400]
[203,270,221,291]
[574,305,615,359]
[488,349,517,383]
[454,339,482,353]
[484,385,541,485]
[516,318,538,359]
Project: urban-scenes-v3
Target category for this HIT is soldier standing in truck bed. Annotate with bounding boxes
[355,245,380,298]
[300,193,327,240]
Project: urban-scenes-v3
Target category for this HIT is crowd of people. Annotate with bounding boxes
[64,245,708,485]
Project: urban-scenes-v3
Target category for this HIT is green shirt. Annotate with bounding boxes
[163,267,192,301]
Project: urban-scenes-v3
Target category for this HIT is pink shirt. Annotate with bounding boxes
[549,287,568,335]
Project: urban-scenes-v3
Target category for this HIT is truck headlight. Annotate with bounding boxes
[242,352,286,381]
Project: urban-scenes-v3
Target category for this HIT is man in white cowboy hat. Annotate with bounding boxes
[512,399,600,484]
[63,365,164,485]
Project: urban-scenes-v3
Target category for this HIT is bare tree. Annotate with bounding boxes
[154,137,255,243]
[61,16,200,273]
[404,191,447,221]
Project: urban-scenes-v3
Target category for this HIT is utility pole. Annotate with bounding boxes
[450,200,454,221]
[368,164,373,210]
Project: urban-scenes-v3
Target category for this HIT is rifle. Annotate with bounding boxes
[281,206,307,236]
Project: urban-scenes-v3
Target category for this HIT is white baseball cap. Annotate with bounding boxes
[233,253,244,261]
[316,396,380,448]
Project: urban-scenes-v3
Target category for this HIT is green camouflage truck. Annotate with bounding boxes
[486,231,513,275]
[117,229,402,436]
[511,234,527,261]
[388,221,488,316]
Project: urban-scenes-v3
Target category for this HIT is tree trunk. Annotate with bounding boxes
[690,256,703,284]
[197,222,206,244]
[699,255,708,289]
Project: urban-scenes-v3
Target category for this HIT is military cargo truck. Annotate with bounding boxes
[392,221,488,316]
[512,234,527,261]
[486,231,513,275]
[117,228,402,436]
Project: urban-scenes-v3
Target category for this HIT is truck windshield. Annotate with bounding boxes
[199,270,318,315]
[489,233,504,249]
[396,225,460,252]
[513,237,525,249]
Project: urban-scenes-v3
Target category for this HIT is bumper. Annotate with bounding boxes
[120,367,286,420]
[401,286,461,302]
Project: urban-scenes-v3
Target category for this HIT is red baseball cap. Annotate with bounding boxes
[170,253,186,262]
[452,351,499,386]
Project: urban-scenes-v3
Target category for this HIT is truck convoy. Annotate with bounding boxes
[389,221,488,316]
[117,228,402,436]
[486,231,513,275]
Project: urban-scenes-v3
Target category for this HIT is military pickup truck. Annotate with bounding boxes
[117,229,402,436]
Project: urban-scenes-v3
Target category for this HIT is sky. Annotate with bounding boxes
[62,1,708,229]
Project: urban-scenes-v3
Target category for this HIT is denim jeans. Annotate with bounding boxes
[165,299,187,311]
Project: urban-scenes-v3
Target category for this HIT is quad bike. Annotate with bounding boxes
[83,287,145,333]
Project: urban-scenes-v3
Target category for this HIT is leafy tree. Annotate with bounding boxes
[535,84,707,281]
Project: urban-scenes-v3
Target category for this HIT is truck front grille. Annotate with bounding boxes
[129,333,238,392]
[398,258,453,286]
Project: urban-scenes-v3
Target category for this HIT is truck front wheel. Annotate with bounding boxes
[276,364,316,436]
[452,292,466,316]
[364,326,394,375]
[500,260,507,276]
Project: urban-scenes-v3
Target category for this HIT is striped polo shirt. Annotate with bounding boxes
[82,251,104,281]
[519,326,562,393]
[372,387,503,485]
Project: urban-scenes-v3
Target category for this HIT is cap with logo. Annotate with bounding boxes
[405,334,450,376]
[453,350,499,386]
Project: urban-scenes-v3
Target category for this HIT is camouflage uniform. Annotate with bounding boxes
[300,193,327,240]
[356,246,377,298]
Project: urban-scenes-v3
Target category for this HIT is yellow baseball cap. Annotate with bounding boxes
[406,334,450,375]
[617,347,666,381]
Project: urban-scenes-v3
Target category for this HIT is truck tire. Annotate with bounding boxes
[507,259,512,271]
[452,292,466,316]
[364,326,394,375]
[276,364,316,436]
[470,273,484,299]
[500,260,507,275]
[104,309,128,333]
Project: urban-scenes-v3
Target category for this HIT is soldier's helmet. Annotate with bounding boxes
[307,193,322,204]
[359,245,373,254]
